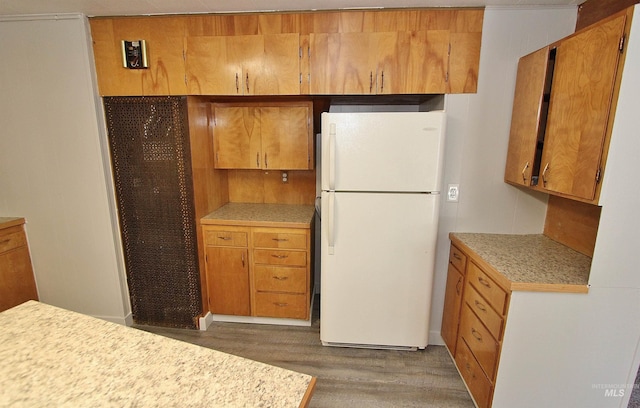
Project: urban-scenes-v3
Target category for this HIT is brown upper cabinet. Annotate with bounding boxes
[185,34,301,95]
[211,101,313,170]
[505,10,630,203]
[89,8,483,97]
[309,30,449,94]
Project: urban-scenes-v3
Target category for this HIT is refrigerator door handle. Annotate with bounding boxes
[329,123,336,190]
[328,191,335,255]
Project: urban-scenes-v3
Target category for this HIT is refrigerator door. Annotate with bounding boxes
[321,112,445,193]
[320,191,439,349]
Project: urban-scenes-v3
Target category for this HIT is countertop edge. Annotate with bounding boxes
[449,232,590,295]
[0,217,26,230]
[200,218,311,229]
[299,377,318,408]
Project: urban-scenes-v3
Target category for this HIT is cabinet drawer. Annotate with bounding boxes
[204,229,247,247]
[468,261,507,315]
[253,231,307,250]
[449,244,467,273]
[254,265,306,294]
[459,304,499,380]
[455,338,493,408]
[465,284,504,341]
[253,249,307,266]
[254,292,308,319]
[0,229,27,254]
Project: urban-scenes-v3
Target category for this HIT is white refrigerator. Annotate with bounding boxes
[320,111,446,350]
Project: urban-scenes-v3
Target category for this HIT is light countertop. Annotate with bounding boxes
[451,233,591,293]
[202,203,315,229]
[0,301,315,407]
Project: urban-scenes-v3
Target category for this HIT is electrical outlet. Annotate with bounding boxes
[447,184,460,202]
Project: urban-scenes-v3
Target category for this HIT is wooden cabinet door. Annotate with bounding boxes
[247,34,301,96]
[396,30,450,94]
[0,246,38,312]
[309,32,377,94]
[540,15,626,200]
[259,106,312,170]
[185,36,244,95]
[90,17,187,96]
[212,106,262,169]
[504,47,550,186]
[441,263,464,355]
[205,246,251,316]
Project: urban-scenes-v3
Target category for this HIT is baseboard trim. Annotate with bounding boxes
[199,311,214,331]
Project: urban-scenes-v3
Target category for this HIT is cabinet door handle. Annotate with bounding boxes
[456,277,462,295]
[471,328,483,342]
[271,254,289,259]
[478,277,492,288]
[542,162,550,187]
[474,300,486,312]
[273,276,288,281]
[380,71,384,93]
[246,72,250,93]
[235,73,239,93]
[264,153,268,168]
[521,161,529,184]
[369,71,373,93]
[241,253,245,267]
[256,152,260,168]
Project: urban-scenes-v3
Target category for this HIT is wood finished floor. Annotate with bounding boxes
[135,300,474,408]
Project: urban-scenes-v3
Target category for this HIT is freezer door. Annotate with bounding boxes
[320,191,439,348]
[321,112,445,193]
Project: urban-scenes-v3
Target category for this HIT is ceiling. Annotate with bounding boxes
[0,0,584,17]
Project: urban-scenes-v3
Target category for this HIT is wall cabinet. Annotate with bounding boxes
[89,9,483,96]
[309,30,449,94]
[0,219,38,312]
[505,11,630,203]
[185,34,300,95]
[211,102,313,170]
[202,222,312,320]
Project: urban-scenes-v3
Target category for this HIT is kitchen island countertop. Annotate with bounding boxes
[0,301,315,407]
[451,233,591,293]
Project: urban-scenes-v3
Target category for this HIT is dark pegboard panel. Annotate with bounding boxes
[104,96,201,329]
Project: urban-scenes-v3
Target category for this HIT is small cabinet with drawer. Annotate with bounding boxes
[0,218,38,312]
[202,219,312,321]
[443,241,511,408]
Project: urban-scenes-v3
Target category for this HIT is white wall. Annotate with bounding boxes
[0,15,130,324]
[429,6,577,343]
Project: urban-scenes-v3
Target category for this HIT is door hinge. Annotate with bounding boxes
[619,35,626,52]
[596,167,602,184]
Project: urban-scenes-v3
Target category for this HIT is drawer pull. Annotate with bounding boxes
[272,276,288,281]
[271,254,289,259]
[471,328,483,342]
[274,302,289,307]
[272,238,289,242]
[0,239,10,245]
[474,300,486,312]
[453,253,462,261]
[217,236,231,241]
[477,277,492,288]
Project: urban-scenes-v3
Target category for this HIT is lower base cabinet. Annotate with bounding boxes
[443,240,511,408]
[202,223,312,320]
[0,219,38,312]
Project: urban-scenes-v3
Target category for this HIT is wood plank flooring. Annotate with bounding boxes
[135,299,474,408]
